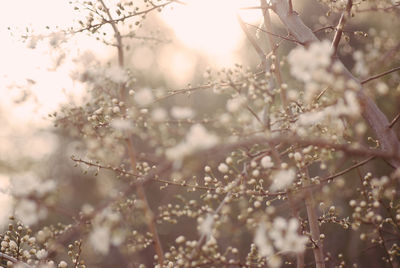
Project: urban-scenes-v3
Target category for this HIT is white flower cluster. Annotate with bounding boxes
[11,173,56,226]
[12,173,56,198]
[255,218,308,267]
[171,106,195,119]
[133,88,154,106]
[105,66,128,84]
[89,207,122,255]
[110,119,134,131]
[15,199,48,226]
[295,90,361,138]
[270,217,308,253]
[198,213,214,238]
[269,168,296,191]
[89,225,111,255]
[288,40,338,103]
[353,50,369,77]
[288,40,332,83]
[261,156,274,169]
[166,124,219,161]
[226,95,247,113]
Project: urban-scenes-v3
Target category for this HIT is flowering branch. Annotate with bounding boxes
[270,0,400,168]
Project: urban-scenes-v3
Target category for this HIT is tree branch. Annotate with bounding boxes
[260,0,288,109]
[331,0,352,56]
[361,66,400,85]
[270,0,400,168]
[237,15,268,71]
[0,253,32,268]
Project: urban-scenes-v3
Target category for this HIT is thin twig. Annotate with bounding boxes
[244,23,300,43]
[361,66,400,84]
[388,112,400,129]
[72,1,176,35]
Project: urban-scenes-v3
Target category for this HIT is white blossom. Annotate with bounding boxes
[353,50,368,77]
[151,108,167,122]
[36,249,48,260]
[11,173,43,197]
[89,225,111,254]
[261,156,274,169]
[134,88,154,106]
[171,106,195,119]
[9,240,17,250]
[226,95,247,113]
[254,222,274,257]
[297,90,360,127]
[199,214,214,237]
[218,163,229,173]
[166,124,219,160]
[175,235,185,244]
[112,106,120,113]
[110,119,133,130]
[288,40,332,83]
[58,261,68,268]
[269,217,308,253]
[269,168,296,191]
[105,66,127,83]
[15,199,47,226]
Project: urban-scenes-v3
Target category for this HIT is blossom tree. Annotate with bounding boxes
[1,0,400,267]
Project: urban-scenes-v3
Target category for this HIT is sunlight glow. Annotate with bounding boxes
[161,0,260,65]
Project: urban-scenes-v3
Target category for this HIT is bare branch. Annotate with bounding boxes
[361,66,400,84]
[237,15,268,71]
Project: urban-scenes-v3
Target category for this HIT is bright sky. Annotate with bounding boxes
[161,0,261,65]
